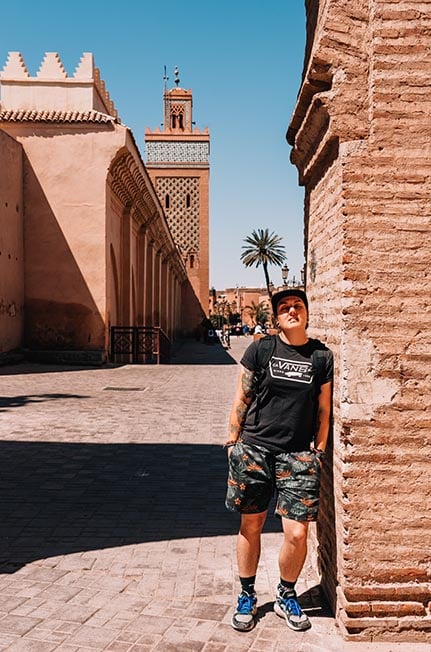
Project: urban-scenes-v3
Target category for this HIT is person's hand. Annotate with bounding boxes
[224,441,237,457]
[311,447,326,469]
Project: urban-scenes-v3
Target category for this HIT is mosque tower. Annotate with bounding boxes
[145,67,210,326]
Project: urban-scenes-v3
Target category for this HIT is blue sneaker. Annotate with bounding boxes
[274,586,311,631]
[231,590,257,631]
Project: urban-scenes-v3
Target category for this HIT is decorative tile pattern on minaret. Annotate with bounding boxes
[146,141,209,165]
[155,176,200,252]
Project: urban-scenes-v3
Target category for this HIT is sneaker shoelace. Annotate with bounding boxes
[284,597,303,617]
[237,593,255,613]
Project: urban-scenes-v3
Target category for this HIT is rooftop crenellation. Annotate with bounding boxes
[1,51,30,78]
[36,52,68,79]
[0,51,119,120]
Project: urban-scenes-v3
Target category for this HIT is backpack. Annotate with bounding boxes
[254,334,327,389]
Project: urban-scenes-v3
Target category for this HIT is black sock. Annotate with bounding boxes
[279,578,296,594]
[240,575,256,595]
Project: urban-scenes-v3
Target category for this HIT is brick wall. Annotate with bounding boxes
[305,149,344,613]
[289,0,431,640]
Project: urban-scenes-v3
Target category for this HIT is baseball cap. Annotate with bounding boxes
[271,289,308,315]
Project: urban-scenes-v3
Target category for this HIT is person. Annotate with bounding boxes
[222,325,231,349]
[224,289,333,633]
[253,322,263,335]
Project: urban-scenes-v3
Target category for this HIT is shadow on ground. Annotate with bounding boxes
[0,441,281,574]
[257,583,333,623]
[0,393,89,411]
[0,363,121,376]
[0,340,239,375]
[170,339,239,365]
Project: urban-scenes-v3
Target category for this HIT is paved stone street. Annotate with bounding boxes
[0,336,428,652]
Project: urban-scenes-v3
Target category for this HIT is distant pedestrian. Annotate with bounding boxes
[224,289,333,633]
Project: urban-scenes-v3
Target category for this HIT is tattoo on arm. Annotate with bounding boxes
[230,421,241,438]
[228,368,257,441]
[236,401,248,424]
[241,368,256,399]
[230,400,248,438]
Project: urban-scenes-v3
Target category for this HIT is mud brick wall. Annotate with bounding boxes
[288,0,431,641]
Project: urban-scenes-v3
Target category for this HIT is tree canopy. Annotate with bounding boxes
[240,228,287,298]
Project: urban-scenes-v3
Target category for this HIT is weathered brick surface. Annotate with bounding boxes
[288,0,431,640]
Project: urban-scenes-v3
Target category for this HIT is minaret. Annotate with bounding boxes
[145,67,210,327]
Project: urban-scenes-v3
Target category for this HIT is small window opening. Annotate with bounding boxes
[186,193,191,209]
[189,254,195,269]
[165,194,170,209]
[171,112,184,130]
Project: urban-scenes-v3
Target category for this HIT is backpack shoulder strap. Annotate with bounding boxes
[310,343,328,387]
[255,335,276,378]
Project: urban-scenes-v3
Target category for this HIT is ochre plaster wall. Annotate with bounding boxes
[3,122,127,352]
[0,51,188,362]
[289,0,431,641]
[0,130,24,357]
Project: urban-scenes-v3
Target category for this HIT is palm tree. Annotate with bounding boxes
[240,228,287,298]
[244,300,270,326]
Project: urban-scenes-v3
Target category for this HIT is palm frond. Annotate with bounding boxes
[244,300,270,325]
[240,228,287,268]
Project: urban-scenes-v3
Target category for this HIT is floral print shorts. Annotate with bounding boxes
[225,441,321,521]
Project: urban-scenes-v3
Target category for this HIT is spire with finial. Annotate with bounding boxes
[163,65,169,91]
[174,66,180,87]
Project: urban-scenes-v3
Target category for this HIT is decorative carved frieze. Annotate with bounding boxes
[108,152,186,281]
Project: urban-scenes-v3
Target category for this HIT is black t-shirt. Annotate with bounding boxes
[240,335,333,453]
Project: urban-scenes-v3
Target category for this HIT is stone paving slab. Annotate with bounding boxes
[0,336,429,651]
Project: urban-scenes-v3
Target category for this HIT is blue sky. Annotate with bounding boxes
[0,1,306,290]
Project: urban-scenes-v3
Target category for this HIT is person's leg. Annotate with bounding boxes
[231,511,267,632]
[237,511,267,577]
[278,517,308,582]
[273,450,321,631]
[274,517,311,630]
[226,442,273,632]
